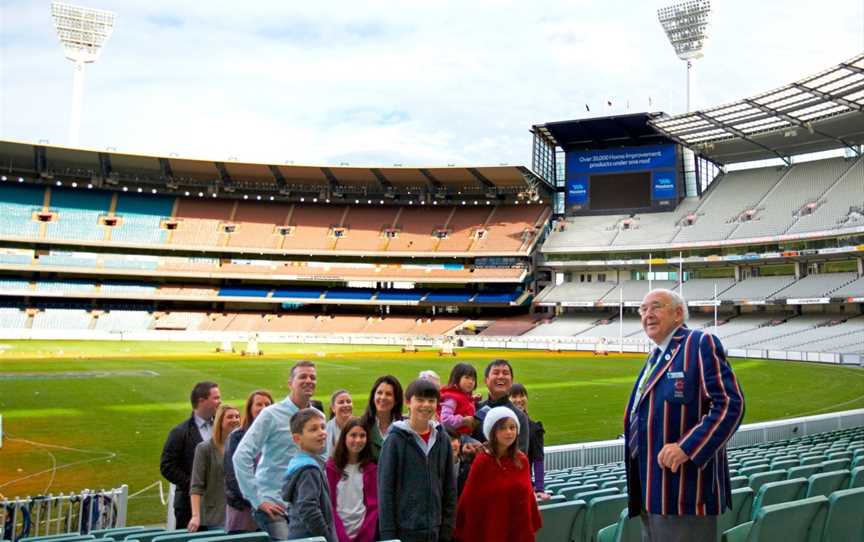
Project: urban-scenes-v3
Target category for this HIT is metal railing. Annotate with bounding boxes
[0,486,127,542]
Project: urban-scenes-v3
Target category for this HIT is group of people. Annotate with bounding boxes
[161,358,547,542]
[161,288,746,542]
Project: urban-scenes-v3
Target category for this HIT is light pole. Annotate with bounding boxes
[51,2,116,147]
[658,0,711,197]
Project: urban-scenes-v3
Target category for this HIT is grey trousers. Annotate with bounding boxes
[640,512,717,542]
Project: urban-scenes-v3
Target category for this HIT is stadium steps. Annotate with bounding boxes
[725,165,795,240]
[782,155,864,236]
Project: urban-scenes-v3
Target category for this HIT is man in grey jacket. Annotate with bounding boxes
[378,379,456,542]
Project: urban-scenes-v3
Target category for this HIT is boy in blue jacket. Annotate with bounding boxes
[281,408,336,542]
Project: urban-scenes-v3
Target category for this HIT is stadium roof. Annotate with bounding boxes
[532,112,673,149]
[649,53,864,164]
[0,139,551,195]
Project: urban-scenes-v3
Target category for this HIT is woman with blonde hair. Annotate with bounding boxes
[189,403,241,531]
[224,390,273,533]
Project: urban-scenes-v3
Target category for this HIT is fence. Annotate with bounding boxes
[0,486,127,542]
[543,408,864,471]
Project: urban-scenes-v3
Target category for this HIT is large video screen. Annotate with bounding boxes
[565,144,678,213]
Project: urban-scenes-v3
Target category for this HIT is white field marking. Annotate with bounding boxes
[0,436,116,491]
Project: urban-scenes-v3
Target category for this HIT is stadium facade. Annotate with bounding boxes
[0,54,863,362]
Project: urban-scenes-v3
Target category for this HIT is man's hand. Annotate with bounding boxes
[657,443,689,473]
[258,501,285,519]
[461,442,483,458]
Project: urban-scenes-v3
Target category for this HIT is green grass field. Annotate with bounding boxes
[1,340,863,525]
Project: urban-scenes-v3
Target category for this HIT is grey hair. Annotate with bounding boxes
[645,288,689,322]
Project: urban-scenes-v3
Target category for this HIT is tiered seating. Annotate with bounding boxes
[94,310,153,332]
[387,207,452,252]
[719,276,797,302]
[0,278,31,293]
[730,158,853,239]
[0,307,27,328]
[436,208,493,252]
[612,197,702,247]
[703,316,772,341]
[284,205,337,251]
[831,275,864,298]
[0,250,32,265]
[38,251,99,268]
[45,188,112,241]
[111,194,174,244]
[761,316,864,352]
[600,280,677,304]
[544,215,625,249]
[100,283,158,296]
[0,184,43,238]
[473,205,548,252]
[524,314,608,337]
[679,278,736,300]
[150,311,205,330]
[34,280,95,295]
[536,282,616,304]
[769,272,858,300]
[333,207,399,251]
[31,308,92,329]
[169,199,232,246]
[673,166,786,243]
[721,316,820,349]
[478,315,540,336]
[226,202,292,249]
[787,157,864,235]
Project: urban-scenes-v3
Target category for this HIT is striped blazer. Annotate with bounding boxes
[624,326,745,517]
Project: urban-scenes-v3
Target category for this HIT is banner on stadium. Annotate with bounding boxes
[566,176,589,207]
[651,171,677,200]
[688,300,720,306]
[786,298,830,305]
[560,301,596,307]
[567,144,676,175]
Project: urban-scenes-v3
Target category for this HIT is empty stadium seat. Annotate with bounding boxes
[749,470,787,493]
[596,508,641,542]
[536,500,586,542]
[721,495,828,542]
[717,487,755,539]
[851,466,864,488]
[574,488,619,503]
[806,470,851,498]
[819,487,864,542]
[583,493,629,542]
[751,478,807,517]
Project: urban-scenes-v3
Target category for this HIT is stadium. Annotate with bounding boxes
[1,2,864,542]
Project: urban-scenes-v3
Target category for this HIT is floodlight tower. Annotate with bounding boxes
[51,2,116,147]
[657,0,711,112]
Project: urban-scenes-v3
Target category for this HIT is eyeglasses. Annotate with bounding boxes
[638,302,669,316]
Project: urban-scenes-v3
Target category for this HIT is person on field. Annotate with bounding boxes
[625,288,744,542]
[161,381,221,530]
[189,404,241,531]
[224,389,273,533]
[233,361,321,541]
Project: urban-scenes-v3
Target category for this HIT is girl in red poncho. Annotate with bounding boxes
[454,407,542,542]
[439,363,479,435]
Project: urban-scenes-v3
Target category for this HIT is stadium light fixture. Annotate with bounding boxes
[657,0,711,112]
[51,2,116,146]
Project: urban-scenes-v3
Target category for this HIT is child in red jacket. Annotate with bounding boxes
[454,407,542,542]
[438,363,479,435]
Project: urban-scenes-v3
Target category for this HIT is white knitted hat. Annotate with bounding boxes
[482,406,520,441]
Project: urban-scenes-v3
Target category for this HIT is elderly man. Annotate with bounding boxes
[624,289,744,542]
[233,361,320,540]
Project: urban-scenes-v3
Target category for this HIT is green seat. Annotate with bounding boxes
[820,487,864,542]
[575,488,619,503]
[806,470,851,498]
[730,476,749,490]
[547,494,567,504]
[91,529,146,540]
[195,534,270,542]
[601,480,627,492]
[799,456,824,466]
[596,508,641,542]
[770,459,798,471]
[751,478,807,516]
[583,494,629,542]
[820,458,850,471]
[748,470,786,493]
[787,465,821,480]
[739,464,770,477]
[549,483,578,495]
[827,451,852,461]
[113,531,165,542]
[850,466,864,489]
[283,538,327,542]
[126,532,180,542]
[21,536,96,542]
[717,487,754,537]
[536,500,587,542]
[853,456,864,470]
[559,485,587,500]
[151,531,227,542]
[721,495,828,542]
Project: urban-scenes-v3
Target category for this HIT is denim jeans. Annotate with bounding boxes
[253,508,290,541]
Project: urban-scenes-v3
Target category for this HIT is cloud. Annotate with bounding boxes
[0,0,861,170]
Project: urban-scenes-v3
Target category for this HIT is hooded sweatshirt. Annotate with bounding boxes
[377,419,457,542]
[281,451,337,542]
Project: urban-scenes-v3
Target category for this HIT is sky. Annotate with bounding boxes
[0,0,862,168]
